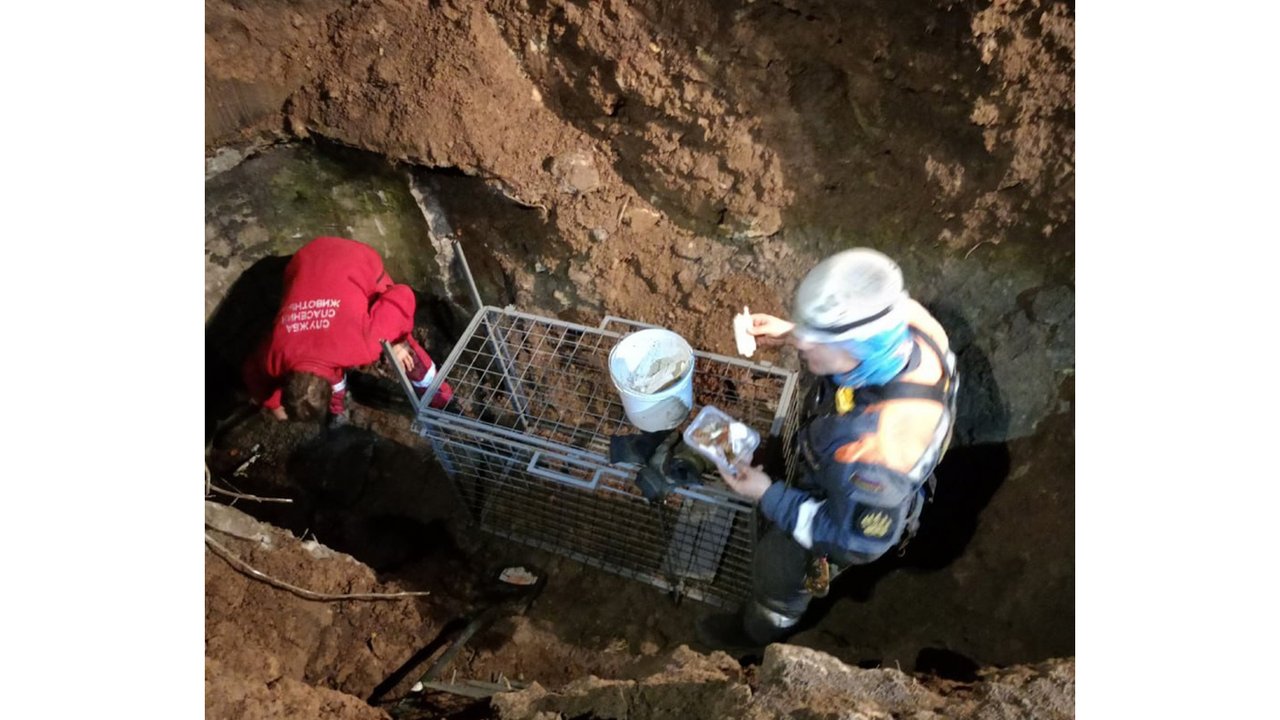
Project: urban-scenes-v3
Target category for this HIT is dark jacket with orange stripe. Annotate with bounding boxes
[758,299,958,560]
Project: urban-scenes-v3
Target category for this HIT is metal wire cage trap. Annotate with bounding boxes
[413,306,801,608]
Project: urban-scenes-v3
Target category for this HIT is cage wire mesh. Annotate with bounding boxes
[415,306,800,608]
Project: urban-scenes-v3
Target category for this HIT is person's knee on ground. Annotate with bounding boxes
[281,372,331,422]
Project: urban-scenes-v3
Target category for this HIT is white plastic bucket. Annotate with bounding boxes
[608,328,696,432]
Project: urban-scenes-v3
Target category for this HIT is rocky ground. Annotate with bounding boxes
[207,502,1073,719]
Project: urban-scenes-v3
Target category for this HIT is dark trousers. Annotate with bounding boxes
[746,525,877,643]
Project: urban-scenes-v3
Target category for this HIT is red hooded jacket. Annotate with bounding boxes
[243,237,416,410]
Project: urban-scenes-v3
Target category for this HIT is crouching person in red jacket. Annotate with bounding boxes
[243,236,454,423]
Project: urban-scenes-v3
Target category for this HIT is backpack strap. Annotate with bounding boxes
[856,381,948,404]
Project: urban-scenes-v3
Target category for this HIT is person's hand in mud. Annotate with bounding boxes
[389,342,416,373]
[719,461,773,501]
[748,313,794,346]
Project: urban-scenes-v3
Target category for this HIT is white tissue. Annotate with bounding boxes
[734,305,756,358]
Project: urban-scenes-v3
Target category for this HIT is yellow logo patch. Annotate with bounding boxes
[859,511,891,538]
[836,387,855,414]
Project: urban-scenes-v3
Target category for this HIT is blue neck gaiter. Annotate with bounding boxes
[831,323,912,388]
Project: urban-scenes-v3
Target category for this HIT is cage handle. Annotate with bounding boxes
[526,451,603,491]
[598,315,660,332]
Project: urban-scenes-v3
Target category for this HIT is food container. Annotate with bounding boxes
[682,405,761,476]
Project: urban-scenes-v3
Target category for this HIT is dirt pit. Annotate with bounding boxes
[206,361,1070,718]
[207,495,1073,720]
[205,0,1074,715]
[207,401,733,695]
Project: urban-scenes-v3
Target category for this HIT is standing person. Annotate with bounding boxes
[698,248,959,649]
[242,236,454,423]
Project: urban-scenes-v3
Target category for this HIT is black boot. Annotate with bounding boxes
[742,603,798,645]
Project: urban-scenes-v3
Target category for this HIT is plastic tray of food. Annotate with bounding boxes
[682,405,760,476]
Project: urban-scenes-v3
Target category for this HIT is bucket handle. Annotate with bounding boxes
[526,450,604,491]
[598,315,660,332]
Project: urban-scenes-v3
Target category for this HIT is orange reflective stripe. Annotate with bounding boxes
[825,301,954,482]
[834,441,865,464]
[833,426,889,466]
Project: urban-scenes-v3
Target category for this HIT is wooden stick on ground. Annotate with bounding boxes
[205,534,431,602]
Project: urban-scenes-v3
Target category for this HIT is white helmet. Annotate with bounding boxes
[791,248,908,343]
